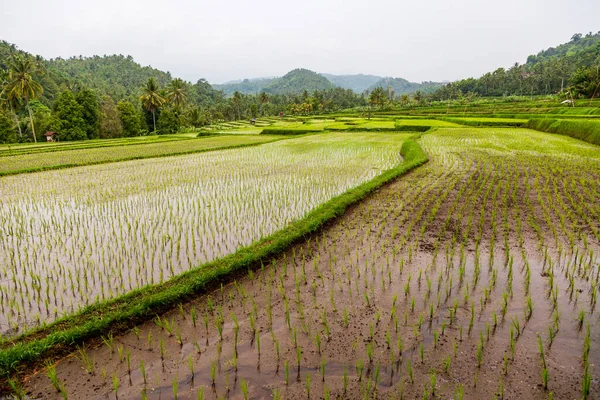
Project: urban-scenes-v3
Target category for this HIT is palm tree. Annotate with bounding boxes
[259,92,269,116]
[166,78,188,109]
[139,77,165,133]
[367,86,386,119]
[5,56,43,142]
[232,91,242,120]
[0,68,23,138]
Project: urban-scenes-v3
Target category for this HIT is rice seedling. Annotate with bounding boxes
[285,360,290,385]
[240,378,248,400]
[45,361,63,393]
[407,359,414,384]
[7,378,26,400]
[525,295,533,321]
[343,366,349,393]
[577,309,585,329]
[172,377,179,400]
[357,359,364,382]
[210,361,217,387]
[112,373,119,399]
[76,345,95,375]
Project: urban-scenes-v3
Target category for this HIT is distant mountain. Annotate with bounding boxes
[321,73,382,92]
[213,77,276,95]
[210,71,440,96]
[367,77,444,95]
[211,69,334,96]
[262,68,334,94]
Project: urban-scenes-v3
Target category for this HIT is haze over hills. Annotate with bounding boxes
[213,71,444,96]
[1,31,598,108]
[320,73,382,92]
[367,77,444,95]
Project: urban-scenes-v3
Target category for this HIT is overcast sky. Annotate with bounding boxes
[1,0,598,84]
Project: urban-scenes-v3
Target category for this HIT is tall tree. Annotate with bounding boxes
[139,77,165,133]
[232,91,242,120]
[117,100,143,137]
[369,87,386,108]
[259,91,269,116]
[5,56,43,142]
[53,90,87,141]
[0,110,16,143]
[166,78,188,109]
[0,67,22,138]
[75,88,100,139]
[99,95,123,138]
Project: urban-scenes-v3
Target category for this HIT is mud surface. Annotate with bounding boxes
[21,130,600,399]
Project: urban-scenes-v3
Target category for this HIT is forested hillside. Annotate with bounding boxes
[262,69,334,94]
[432,32,600,99]
[47,55,173,105]
[367,77,443,95]
[0,44,369,143]
[213,77,276,95]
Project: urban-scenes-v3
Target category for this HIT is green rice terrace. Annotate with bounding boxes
[0,106,598,400]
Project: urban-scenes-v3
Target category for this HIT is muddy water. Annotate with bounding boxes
[22,151,600,399]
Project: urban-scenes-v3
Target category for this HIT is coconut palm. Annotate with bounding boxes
[0,68,23,137]
[166,78,188,109]
[5,56,43,142]
[139,77,165,133]
[259,92,269,116]
[369,87,386,108]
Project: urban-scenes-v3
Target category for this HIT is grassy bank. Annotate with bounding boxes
[523,119,600,146]
[0,137,429,383]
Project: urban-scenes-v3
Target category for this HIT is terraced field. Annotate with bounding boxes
[0,134,281,176]
[16,127,599,399]
[0,132,408,336]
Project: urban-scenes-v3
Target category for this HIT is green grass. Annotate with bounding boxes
[0,134,282,176]
[0,135,191,157]
[395,119,461,127]
[260,127,324,135]
[523,119,600,146]
[0,136,428,383]
[440,117,528,127]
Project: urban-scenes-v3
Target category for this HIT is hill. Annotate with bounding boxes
[432,32,600,99]
[0,41,223,107]
[263,69,334,94]
[321,73,382,92]
[367,77,444,95]
[213,77,275,95]
[46,55,173,104]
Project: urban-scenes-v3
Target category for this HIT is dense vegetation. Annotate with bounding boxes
[367,77,443,95]
[213,77,276,95]
[1,33,599,144]
[262,69,334,94]
[431,32,600,100]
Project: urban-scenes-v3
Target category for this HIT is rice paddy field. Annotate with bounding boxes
[1,117,599,400]
[0,134,282,176]
[0,131,407,336]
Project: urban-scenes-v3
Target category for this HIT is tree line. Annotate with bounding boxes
[0,55,371,143]
[429,32,600,101]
